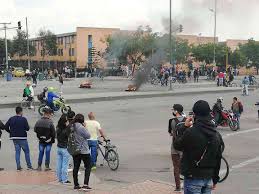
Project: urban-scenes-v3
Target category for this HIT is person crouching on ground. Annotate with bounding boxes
[174,100,224,194]
[34,107,56,171]
[168,104,186,192]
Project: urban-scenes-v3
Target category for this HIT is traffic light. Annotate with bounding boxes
[18,21,21,30]
[179,24,183,32]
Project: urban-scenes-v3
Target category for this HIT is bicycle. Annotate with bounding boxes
[97,138,119,171]
[21,97,36,111]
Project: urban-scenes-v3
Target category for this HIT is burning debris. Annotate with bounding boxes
[79,80,92,89]
[125,84,138,92]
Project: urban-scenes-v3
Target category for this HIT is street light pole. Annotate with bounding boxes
[169,0,173,91]
[26,17,30,71]
[0,22,11,72]
[213,0,217,65]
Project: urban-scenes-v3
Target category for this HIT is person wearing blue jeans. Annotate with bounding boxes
[5,107,33,170]
[34,107,56,171]
[38,143,52,168]
[184,179,213,194]
[88,140,98,166]
[231,97,243,130]
[85,112,105,170]
[13,140,32,170]
[56,114,71,184]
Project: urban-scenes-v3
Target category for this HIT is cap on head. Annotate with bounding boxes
[193,100,211,117]
[172,104,183,113]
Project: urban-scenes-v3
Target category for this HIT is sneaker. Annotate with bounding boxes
[82,185,92,191]
[0,168,4,171]
[27,167,34,171]
[17,167,23,171]
[63,180,71,184]
[36,166,42,171]
[91,166,97,171]
[174,188,181,193]
[74,185,81,190]
[45,167,52,171]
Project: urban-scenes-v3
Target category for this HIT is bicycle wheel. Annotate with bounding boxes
[106,149,119,171]
[218,156,229,183]
[21,101,28,109]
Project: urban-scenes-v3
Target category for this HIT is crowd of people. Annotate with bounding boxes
[168,96,243,193]
[0,106,105,191]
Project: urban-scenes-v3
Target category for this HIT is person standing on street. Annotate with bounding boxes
[59,74,64,94]
[242,76,250,96]
[85,112,105,171]
[194,68,199,83]
[168,104,186,192]
[34,107,56,171]
[174,100,224,194]
[5,107,33,171]
[71,114,92,191]
[32,69,38,86]
[0,120,6,171]
[231,97,243,130]
[56,114,71,184]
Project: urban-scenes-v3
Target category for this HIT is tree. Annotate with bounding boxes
[105,25,157,75]
[228,49,246,69]
[0,38,12,65]
[38,29,57,58]
[191,43,228,65]
[11,30,36,58]
[239,39,259,74]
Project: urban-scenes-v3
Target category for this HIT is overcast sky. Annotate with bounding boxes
[0,0,258,41]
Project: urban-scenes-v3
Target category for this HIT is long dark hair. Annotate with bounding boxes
[72,114,85,125]
[57,114,68,129]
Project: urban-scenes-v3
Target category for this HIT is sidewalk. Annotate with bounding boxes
[0,170,178,194]
[0,87,241,108]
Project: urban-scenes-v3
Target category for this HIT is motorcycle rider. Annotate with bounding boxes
[47,87,59,110]
[37,87,48,104]
[23,82,34,109]
[212,97,224,126]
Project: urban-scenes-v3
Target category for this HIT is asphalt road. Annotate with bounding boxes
[0,90,259,193]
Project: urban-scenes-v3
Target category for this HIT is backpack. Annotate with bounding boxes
[168,117,187,138]
[67,124,81,156]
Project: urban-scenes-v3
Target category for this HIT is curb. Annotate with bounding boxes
[0,88,242,109]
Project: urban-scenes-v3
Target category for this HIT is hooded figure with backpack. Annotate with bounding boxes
[168,104,186,192]
[174,100,224,194]
[67,114,92,191]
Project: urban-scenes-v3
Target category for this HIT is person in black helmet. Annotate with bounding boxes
[168,104,186,192]
[174,100,224,194]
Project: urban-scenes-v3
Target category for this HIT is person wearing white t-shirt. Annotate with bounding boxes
[85,112,105,170]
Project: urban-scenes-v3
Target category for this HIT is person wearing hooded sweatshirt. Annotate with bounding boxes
[174,100,224,194]
[168,104,186,192]
[71,114,92,191]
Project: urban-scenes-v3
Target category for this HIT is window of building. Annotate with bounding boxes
[71,36,74,43]
[60,49,63,56]
[60,37,63,45]
[72,48,74,56]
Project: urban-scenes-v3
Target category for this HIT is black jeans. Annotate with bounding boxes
[73,154,91,186]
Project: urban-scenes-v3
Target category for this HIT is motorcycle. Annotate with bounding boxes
[38,97,71,116]
[212,110,239,131]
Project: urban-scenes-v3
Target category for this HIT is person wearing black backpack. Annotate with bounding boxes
[168,104,186,192]
[174,100,224,194]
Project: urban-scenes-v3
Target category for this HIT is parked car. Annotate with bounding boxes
[12,67,25,77]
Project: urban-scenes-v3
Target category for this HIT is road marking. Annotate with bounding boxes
[220,156,259,176]
[222,128,259,139]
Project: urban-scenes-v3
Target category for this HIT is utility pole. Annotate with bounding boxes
[0,22,11,72]
[169,0,173,91]
[213,0,217,65]
[26,17,30,71]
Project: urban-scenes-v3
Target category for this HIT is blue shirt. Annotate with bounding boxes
[5,115,30,139]
[47,92,59,103]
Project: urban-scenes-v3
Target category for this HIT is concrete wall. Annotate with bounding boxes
[76,27,120,68]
